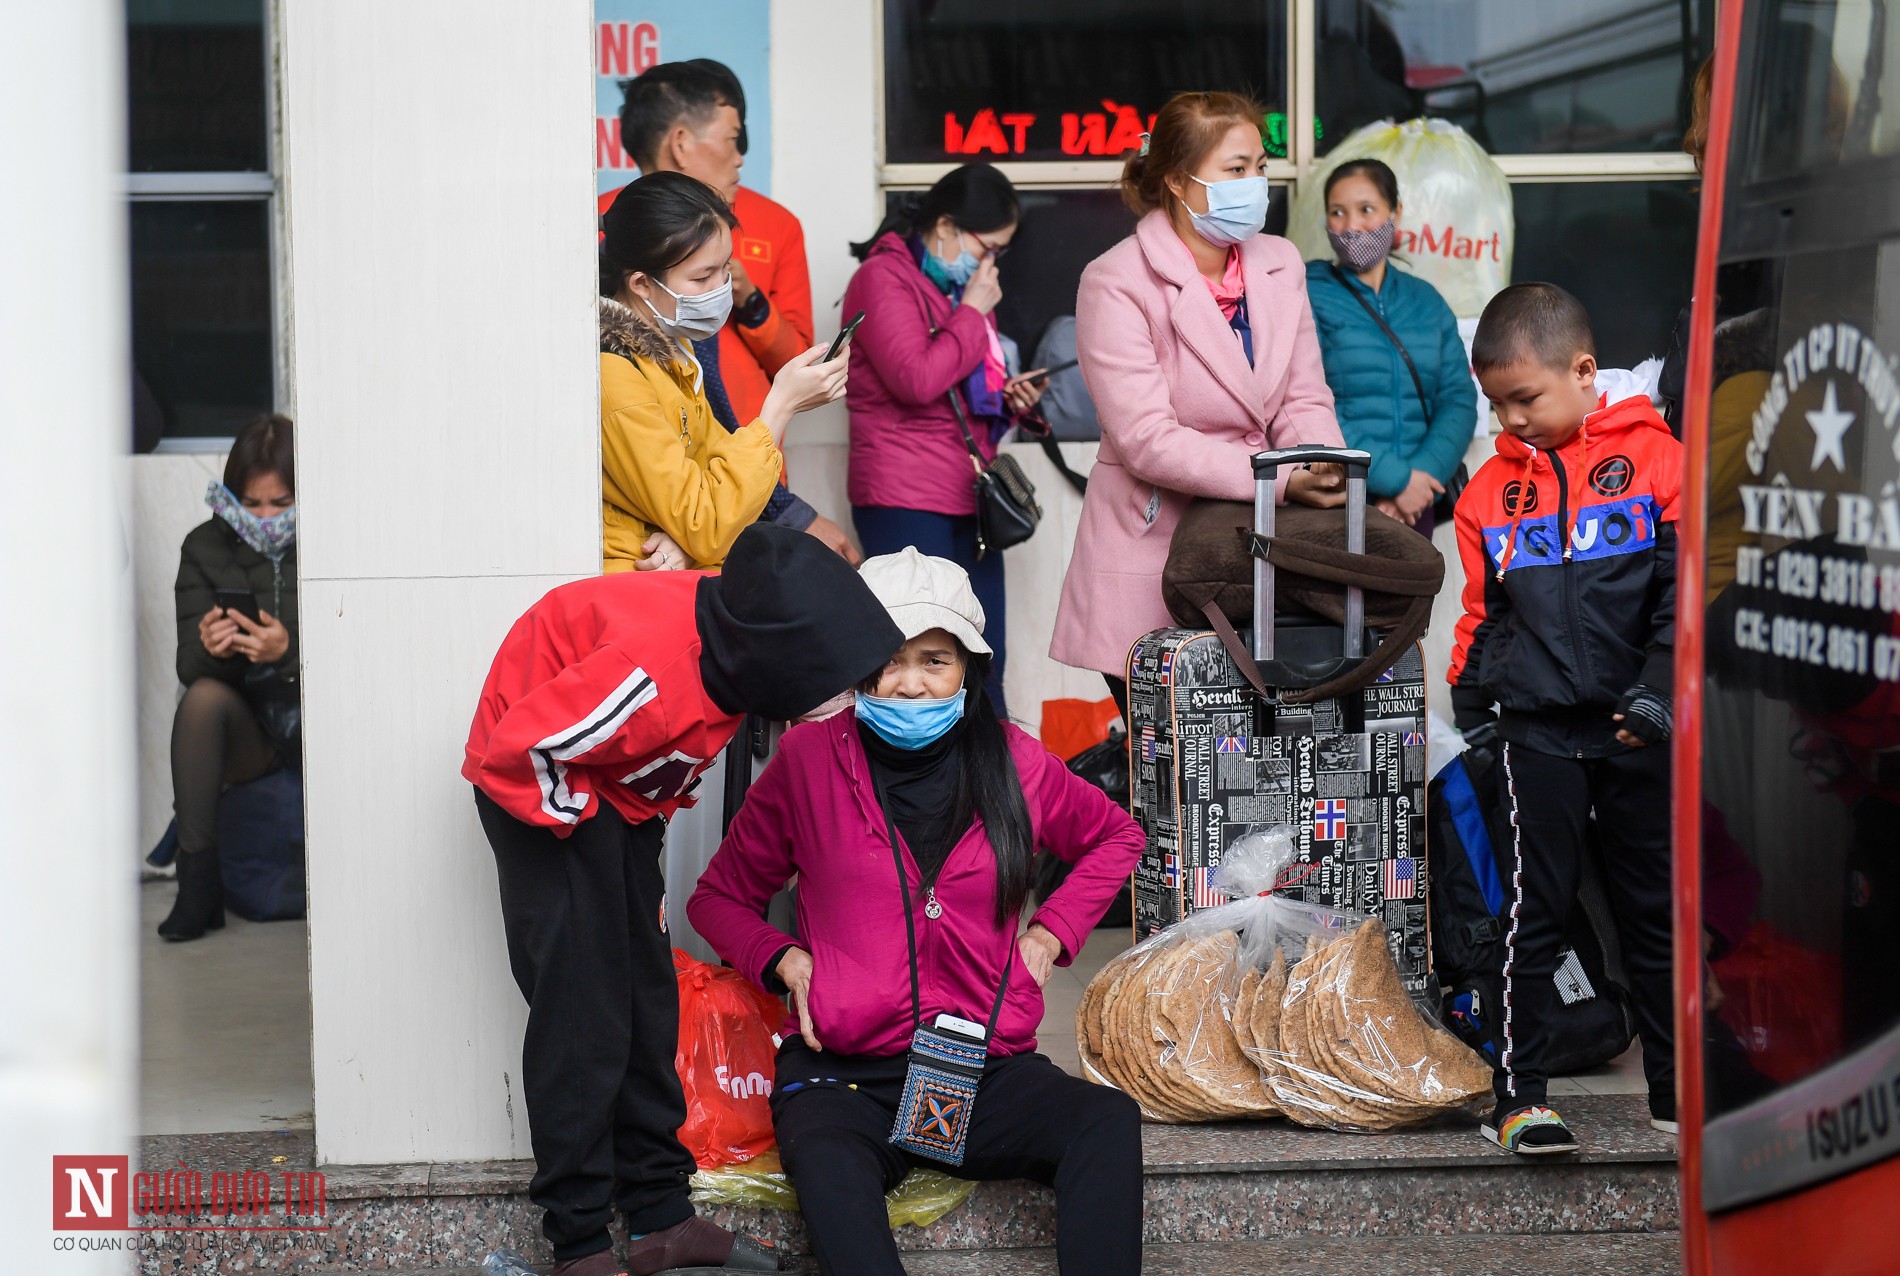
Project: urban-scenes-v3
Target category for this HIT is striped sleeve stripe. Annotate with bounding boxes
[529,668,658,824]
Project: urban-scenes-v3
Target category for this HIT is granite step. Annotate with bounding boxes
[139,1094,1676,1275]
[896,1232,1684,1275]
[299,1230,1685,1276]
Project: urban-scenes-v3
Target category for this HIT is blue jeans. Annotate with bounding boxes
[851,505,1008,718]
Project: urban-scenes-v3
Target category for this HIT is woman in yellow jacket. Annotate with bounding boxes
[598,171,846,573]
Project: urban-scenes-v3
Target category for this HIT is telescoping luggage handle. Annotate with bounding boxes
[1250,445,1373,664]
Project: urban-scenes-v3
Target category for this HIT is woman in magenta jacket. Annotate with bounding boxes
[841,164,1045,716]
[1052,92,1347,709]
[690,548,1142,1276]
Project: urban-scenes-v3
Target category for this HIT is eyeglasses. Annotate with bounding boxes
[964,229,1011,261]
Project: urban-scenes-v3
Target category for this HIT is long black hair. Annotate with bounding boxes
[849,163,1019,261]
[954,652,1034,928]
[599,170,737,298]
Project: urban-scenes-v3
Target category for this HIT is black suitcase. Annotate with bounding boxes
[1128,447,1434,1002]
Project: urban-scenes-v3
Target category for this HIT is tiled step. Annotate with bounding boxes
[897,1232,1683,1276]
[139,1094,1676,1275]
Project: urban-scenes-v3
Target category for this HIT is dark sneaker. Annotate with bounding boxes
[624,1215,780,1276]
[1650,1092,1680,1135]
[1482,1103,1581,1156]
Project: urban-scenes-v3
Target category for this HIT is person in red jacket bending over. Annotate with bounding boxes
[464,523,900,1276]
[1448,283,1682,1158]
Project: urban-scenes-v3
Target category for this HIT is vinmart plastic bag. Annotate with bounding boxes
[1073,828,1365,1122]
[690,1149,976,1228]
[1287,117,1513,320]
[674,950,785,1170]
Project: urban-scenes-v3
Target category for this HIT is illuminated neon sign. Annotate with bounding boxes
[938,105,1323,158]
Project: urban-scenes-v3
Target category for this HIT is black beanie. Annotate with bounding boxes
[696,523,902,720]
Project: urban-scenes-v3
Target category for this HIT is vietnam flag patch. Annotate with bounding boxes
[739,238,773,264]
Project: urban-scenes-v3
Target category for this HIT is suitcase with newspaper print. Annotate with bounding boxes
[1127,446,1434,1003]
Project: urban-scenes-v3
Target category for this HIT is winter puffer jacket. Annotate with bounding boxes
[174,517,300,689]
[1304,260,1477,499]
[1447,389,1682,757]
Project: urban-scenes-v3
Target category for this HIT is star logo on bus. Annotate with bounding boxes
[1806,380,1854,473]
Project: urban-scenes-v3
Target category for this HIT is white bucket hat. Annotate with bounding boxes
[857,546,992,656]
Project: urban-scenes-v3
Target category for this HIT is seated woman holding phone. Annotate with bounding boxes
[161,413,301,942]
[598,170,849,573]
[689,548,1145,1276]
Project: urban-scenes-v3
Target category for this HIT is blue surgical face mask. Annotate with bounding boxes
[1182,175,1271,248]
[921,230,980,290]
[855,689,967,750]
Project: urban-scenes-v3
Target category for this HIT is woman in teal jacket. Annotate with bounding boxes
[1305,159,1477,534]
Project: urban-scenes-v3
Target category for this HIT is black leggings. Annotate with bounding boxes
[170,677,280,856]
[772,1043,1142,1276]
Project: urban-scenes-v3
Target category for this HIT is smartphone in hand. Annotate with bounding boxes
[822,310,867,363]
[214,587,262,626]
[1007,357,1079,389]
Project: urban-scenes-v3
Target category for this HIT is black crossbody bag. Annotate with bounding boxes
[1329,264,1468,522]
[948,384,1041,559]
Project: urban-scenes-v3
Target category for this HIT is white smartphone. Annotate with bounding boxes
[933,1013,987,1042]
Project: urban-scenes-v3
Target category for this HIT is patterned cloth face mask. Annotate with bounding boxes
[1328,219,1398,274]
[206,481,296,561]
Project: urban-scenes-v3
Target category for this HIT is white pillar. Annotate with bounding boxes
[0,0,138,1261]
[281,0,601,1163]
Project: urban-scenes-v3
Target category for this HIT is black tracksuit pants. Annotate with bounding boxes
[1494,743,1676,1113]
[771,1043,1143,1276]
[475,790,697,1262]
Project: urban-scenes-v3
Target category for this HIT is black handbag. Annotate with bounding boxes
[242,663,302,763]
[947,383,1041,558]
[1328,264,1469,523]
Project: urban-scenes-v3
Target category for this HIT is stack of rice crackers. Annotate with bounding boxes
[1077,920,1490,1130]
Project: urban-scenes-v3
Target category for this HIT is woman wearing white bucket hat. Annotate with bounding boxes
[690,547,1146,1276]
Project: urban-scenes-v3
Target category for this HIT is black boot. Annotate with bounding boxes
[157,849,226,941]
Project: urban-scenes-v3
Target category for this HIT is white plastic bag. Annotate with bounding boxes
[1288,117,1514,320]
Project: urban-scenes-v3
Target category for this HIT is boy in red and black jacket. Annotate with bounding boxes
[464,523,900,1276]
[1448,283,1682,1156]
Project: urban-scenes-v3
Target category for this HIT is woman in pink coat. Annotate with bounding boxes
[841,164,1046,716]
[690,548,1143,1276]
[1051,91,1347,707]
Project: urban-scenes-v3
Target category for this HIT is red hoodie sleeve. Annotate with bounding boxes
[1023,743,1144,965]
[1446,476,1510,728]
[687,746,801,990]
[472,642,673,833]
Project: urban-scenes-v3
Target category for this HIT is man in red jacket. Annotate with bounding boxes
[600,60,856,564]
[465,523,899,1276]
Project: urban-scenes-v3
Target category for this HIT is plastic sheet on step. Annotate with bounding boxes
[689,1148,976,1228]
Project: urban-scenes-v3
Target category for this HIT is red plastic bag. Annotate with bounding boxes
[673,950,785,1169]
[1040,697,1122,761]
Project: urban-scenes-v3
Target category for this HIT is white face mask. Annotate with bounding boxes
[643,272,734,342]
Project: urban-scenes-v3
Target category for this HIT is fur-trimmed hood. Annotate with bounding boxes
[600,295,685,368]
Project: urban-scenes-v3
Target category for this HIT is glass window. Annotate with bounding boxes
[1740,0,1900,183]
[127,0,268,173]
[882,0,1288,164]
[1316,0,1713,156]
[131,201,275,438]
[1508,180,1698,369]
